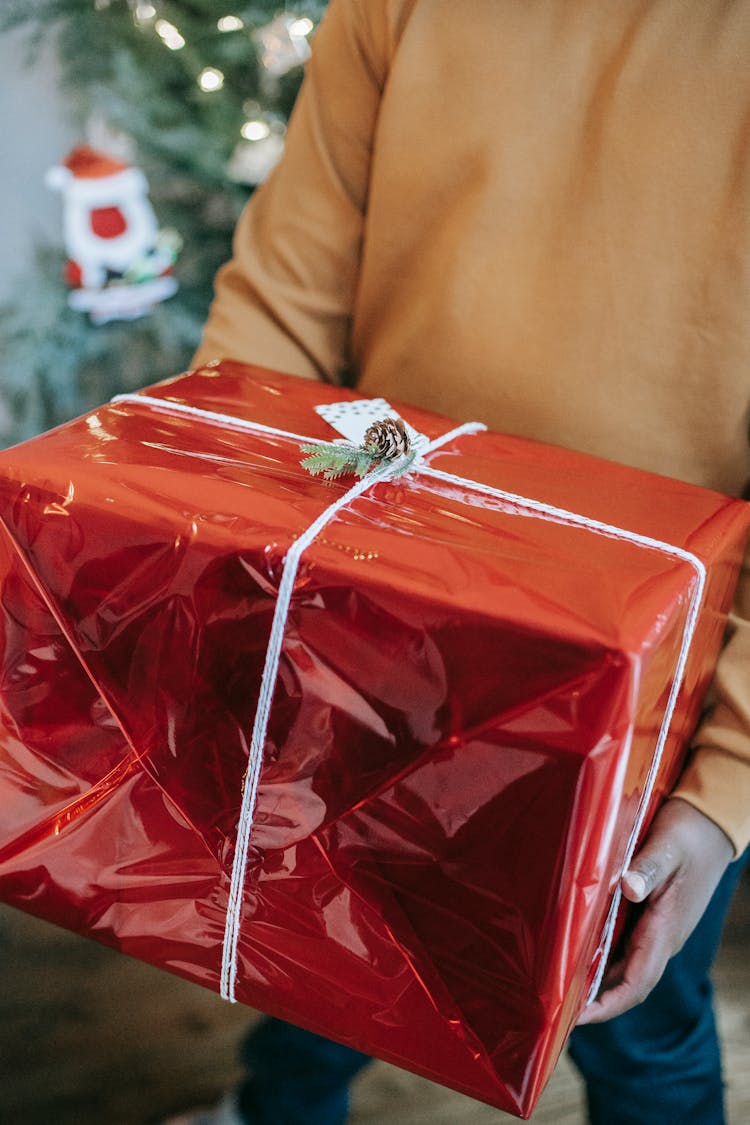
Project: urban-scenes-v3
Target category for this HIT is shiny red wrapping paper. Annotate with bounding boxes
[0,362,748,1117]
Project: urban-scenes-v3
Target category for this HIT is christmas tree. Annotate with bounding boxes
[0,0,327,447]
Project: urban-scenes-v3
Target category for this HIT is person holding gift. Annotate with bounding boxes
[164,2,750,1123]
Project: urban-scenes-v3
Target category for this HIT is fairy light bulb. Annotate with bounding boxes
[241,119,271,141]
[134,2,156,22]
[217,15,244,32]
[198,67,225,92]
[289,17,314,37]
[254,14,313,76]
[155,19,185,50]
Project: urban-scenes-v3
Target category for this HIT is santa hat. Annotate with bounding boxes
[46,145,148,200]
[46,145,129,188]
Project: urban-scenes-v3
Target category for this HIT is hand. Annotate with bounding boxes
[577,797,734,1024]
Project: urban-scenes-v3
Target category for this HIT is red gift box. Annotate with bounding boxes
[0,362,748,1117]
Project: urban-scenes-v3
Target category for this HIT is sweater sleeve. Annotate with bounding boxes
[191,0,398,380]
[672,553,750,856]
[192,0,750,856]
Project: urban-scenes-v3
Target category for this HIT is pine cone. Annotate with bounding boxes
[362,417,411,460]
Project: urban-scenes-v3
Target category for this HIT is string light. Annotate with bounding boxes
[198,67,225,92]
[241,119,271,141]
[133,2,156,22]
[217,15,244,32]
[254,14,313,76]
[289,17,314,38]
[228,118,286,184]
[155,18,185,50]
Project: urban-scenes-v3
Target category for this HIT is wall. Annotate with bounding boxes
[0,26,76,303]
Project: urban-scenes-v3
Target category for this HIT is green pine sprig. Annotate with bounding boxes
[300,443,377,480]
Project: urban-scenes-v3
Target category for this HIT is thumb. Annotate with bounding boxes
[622,842,678,903]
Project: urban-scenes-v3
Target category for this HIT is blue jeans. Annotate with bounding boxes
[237,1018,370,1125]
[237,853,747,1125]
[569,850,747,1125]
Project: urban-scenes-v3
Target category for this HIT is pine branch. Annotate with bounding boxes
[300,443,376,480]
[1,0,328,444]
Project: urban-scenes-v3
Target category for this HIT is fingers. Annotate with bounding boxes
[622,852,669,902]
[622,828,680,904]
[577,802,735,1026]
[576,914,671,1024]
[582,824,682,1022]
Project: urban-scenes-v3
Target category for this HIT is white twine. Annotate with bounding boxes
[111,392,706,1006]
[418,465,706,1002]
[216,419,484,1001]
[111,392,323,447]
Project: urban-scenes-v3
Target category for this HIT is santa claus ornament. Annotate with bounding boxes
[46,145,181,324]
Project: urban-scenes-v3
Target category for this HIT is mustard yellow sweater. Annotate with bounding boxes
[194,0,750,854]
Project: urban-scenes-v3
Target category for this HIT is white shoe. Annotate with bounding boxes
[160,1092,246,1125]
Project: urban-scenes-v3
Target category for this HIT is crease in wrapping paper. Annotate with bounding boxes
[111,392,706,1006]
[308,831,502,1087]
[0,505,218,868]
[3,363,746,1118]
